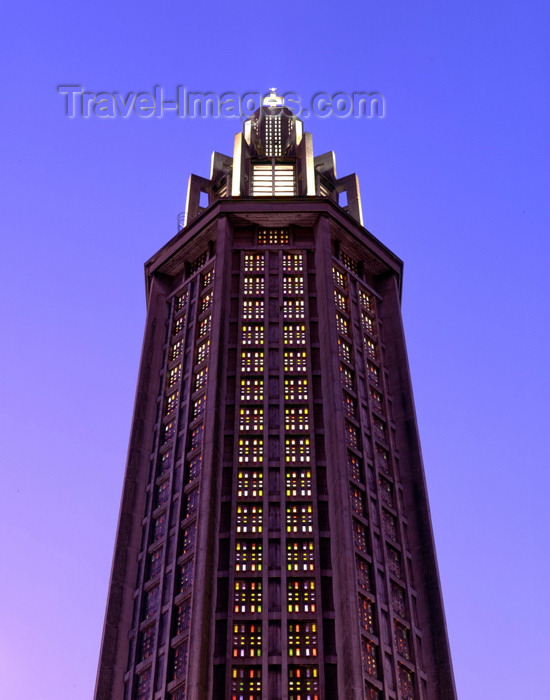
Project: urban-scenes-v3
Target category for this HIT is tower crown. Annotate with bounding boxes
[183,96,363,227]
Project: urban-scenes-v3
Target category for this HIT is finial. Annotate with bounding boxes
[263,88,284,107]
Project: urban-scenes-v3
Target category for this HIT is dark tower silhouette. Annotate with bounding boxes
[95,91,457,700]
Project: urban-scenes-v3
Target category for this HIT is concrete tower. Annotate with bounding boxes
[95,91,456,700]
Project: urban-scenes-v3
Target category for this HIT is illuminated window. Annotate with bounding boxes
[287,540,315,571]
[172,640,188,680]
[365,682,381,700]
[243,275,265,295]
[283,253,304,272]
[166,391,179,416]
[257,227,290,244]
[241,351,264,373]
[369,387,384,413]
[287,579,316,613]
[143,586,159,619]
[286,469,312,498]
[373,417,386,441]
[334,290,348,313]
[283,275,305,295]
[340,251,358,274]
[362,640,378,678]
[176,597,192,635]
[375,444,390,473]
[195,339,210,364]
[241,324,264,345]
[345,422,359,449]
[238,437,263,463]
[136,668,152,700]
[350,487,366,517]
[168,364,182,388]
[285,437,311,464]
[162,421,176,444]
[243,253,265,272]
[235,540,263,572]
[365,337,377,360]
[184,488,200,519]
[338,337,352,363]
[285,406,309,431]
[252,163,295,196]
[170,339,183,361]
[159,449,173,473]
[286,504,313,534]
[240,378,264,401]
[391,582,406,618]
[236,504,263,533]
[394,621,411,659]
[361,311,376,336]
[179,559,194,594]
[182,522,197,555]
[153,514,166,542]
[284,377,308,401]
[187,454,202,482]
[353,521,368,553]
[155,481,170,508]
[288,621,318,657]
[242,299,264,320]
[283,324,307,345]
[232,622,262,657]
[378,476,393,508]
[198,315,212,338]
[335,313,349,336]
[284,350,308,372]
[398,664,415,700]
[288,666,319,700]
[382,510,399,543]
[239,407,264,431]
[340,364,354,390]
[237,470,263,498]
[358,288,375,314]
[343,393,356,418]
[139,626,156,661]
[148,550,162,579]
[192,394,206,420]
[200,291,213,314]
[332,265,347,289]
[356,558,372,593]
[201,268,214,288]
[190,423,204,450]
[231,666,262,699]
[283,299,306,319]
[347,453,363,482]
[175,290,189,311]
[234,579,262,614]
[194,367,208,391]
[174,314,185,336]
[359,595,375,633]
[387,545,402,578]
[190,251,207,273]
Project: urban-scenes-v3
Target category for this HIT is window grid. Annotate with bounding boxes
[241,324,264,346]
[136,668,152,700]
[287,540,315,571]
[234,579,263,614]
[353,521,368,554]
[240,378,264,401]
[358,288,375,315]
[340,251,358,274]
[284,350,308,372]
[338,337,352,363]
[238,437,264,463]
[166,391,179,416]
[361,311,376,336]
[282,253,304,272]
[237,470,263,499]
[235,540,263,572]
[232,623,262,658]
[172,640,188,680]
[283,298,306,319]
[332,266,347,289]
[335,313,350,337]
[334,289,348,313]
[356,558,372,593]
[236,504,263,533]
[179,560,194,595]
[239,407,264,432]
[286,504,314,534]
[359,595,375,633]
[394,621,411,659]
[243,254,265,272]
[257,227,290,245]
[199,291,213,314]
[168,364,182,388]
[283,275,305,295]
[170,339,183,361]
[176,597,192,635]
[198,315,212,338]
[286,469,312,498]
[284,377,308,401]
[201,269,215,288]
[139,627,155,661]
[195,339,210,364]
[283,324,307,345]
[285,406,309,431]
[285,437,311,464]
[288,666,319,700]
[287,579,316,613]
[350,486,366,517]
[398,665,415,700]
[243,276,265,295]
[362,640,378,678]
[242,299,265,320]
[241,351,264,373]
[182,522,197,555]
[231,666,262,699]
[288,621,318,657]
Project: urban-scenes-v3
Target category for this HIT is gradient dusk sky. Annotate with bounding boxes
[1,1,549,698]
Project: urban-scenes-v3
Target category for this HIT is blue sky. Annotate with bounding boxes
[1,1,549,698]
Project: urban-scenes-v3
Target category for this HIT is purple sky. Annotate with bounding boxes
[1,1,549,698]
